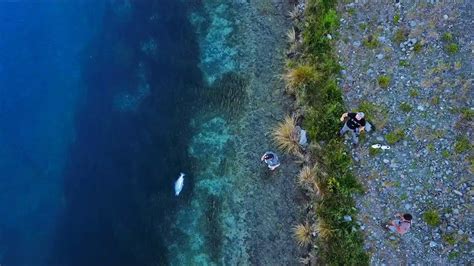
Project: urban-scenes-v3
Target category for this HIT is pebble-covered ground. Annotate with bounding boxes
[336,0,473,264]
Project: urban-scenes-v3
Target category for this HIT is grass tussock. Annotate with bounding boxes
[284,0,369,264]
[272,116,301,155]
[284,65,320,94]
[293,222,312,247]
[315,220,334,240]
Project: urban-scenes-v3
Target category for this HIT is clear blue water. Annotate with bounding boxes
[0,1,203,265]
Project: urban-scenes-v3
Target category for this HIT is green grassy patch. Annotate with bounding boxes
[454,136,470,153]
[393,13,400,24]
[443,233,457,245]
[442,32,453,42]
[445,43,459,54]
[399,59,410,67]
[409,88,419,97]
[413,42,423,53]
[369,147,382,156]
[363,35,380,49]
[377,75,391,88]
[423,210,441,227]
[386,129,405,145]
[448,251,460,260]
[393,28,408,44]
[399,102,412,113]
[296,0,369,264]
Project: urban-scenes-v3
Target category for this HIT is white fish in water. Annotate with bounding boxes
[174,172,185,196]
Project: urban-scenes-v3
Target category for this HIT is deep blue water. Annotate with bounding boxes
[0,1,203,265]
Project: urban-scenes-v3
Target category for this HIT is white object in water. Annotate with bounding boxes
[371,144,382,149]
[174,172,185,196]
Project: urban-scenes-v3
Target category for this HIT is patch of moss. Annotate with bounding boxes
[442,32,453,42]
[393,28,408,44]
[445,43,459,54]
[399,59,410,67]
[448,251,460,260]
[409,88,419,97]
[369,147,381,156]
[363,35,380,49]
[358,23,367,31]
[399,102,412,112]
[454,136,470,153]
[427,143,435,152]
[443,233,457,245]
[413,42,423,53]
[423,210,441,227]
[430,96,440,105]
[377,75,391,88]
[441,150,450,158]
[393,13,400,24]
[385,129,405,145]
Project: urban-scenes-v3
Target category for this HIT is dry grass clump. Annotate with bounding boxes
[293,222,311,247]
[315,220,334,240]
[297,165,328,197]
[287,27,297,44]
[273,116,300,155]
[288,6,301,21]
[298,165,314,188]
[283,65,320,94]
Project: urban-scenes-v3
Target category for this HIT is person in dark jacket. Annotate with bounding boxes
[339,112,366,145]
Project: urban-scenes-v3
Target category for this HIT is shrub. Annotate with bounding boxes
[393,13,400,24]
[378,75,391,88]
[385,129,405,144]
[369,147,381,156]
[399,59,409,67]
[431,96,440,105]
[409,88,419,97]
[443,233,457,245]
[315,220,334,240]
[423,210,441,227]
[399,102,412,112]
[454,136,470,153]
[413,42,423,53]
[445,43,459,54]
[273,116,300,155]
[393,28,408,43]
[442,32,453,42]
[293,222,311,247]
[363,35,380,49]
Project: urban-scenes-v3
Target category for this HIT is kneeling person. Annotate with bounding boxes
[339,112,366,145]
[261,151,280,170]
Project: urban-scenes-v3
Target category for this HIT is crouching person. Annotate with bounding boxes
[339,111,366,145]
[261,151,280,170]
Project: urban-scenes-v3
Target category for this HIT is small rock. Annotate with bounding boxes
[469,237,474,243]
[453,190,463,196]
[376,136,384,142]
[404,203,411,210]
[383,159,390,164]
[429,241,437,248]
[409,21,417,27]
[353,41,361,47]
[443,14,448,20]
[376,53,384,59]
[343,215,352,222]
[417,105,425,111]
